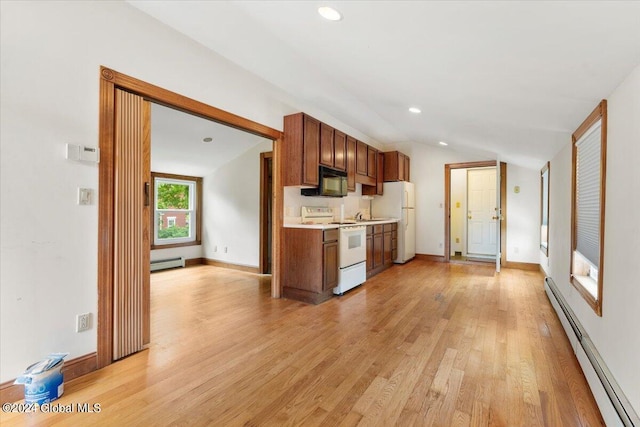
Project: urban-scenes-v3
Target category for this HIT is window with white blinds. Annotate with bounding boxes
[575,121,602,268]
[570,99,606,316]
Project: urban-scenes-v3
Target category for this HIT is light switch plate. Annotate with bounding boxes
[78,188,93,205]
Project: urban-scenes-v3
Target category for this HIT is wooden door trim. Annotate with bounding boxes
[98,67,283,369]
[444,160,506,266]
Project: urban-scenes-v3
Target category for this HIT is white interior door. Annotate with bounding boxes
[467,168,497,256]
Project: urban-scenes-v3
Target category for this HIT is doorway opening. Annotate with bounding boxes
[98,66,283,369]
[444,161,506,267]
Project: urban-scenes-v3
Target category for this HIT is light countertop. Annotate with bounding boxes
[284,218,399,229]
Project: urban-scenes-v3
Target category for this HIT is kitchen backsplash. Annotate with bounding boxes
[284,185,372,223]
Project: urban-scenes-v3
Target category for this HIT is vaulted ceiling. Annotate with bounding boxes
[130,1,640,169]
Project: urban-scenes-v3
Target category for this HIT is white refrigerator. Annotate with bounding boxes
[371,181,416,263]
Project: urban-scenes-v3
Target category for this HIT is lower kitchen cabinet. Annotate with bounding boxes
[323,239,339,291]
[366,222,398,278]
[282,228,338,304]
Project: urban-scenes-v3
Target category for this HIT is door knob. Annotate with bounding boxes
[468,215,472,219]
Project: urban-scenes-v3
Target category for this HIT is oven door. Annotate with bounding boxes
[339,225,366,268]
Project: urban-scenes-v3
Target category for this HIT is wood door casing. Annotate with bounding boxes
[444,160,506,266]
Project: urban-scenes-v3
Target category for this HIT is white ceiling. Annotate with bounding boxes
[151,103,271,177]
[131,1,640,169]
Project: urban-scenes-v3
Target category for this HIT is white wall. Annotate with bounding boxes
[547,65,640,418]
[202,141,273,267]
[505,163,541,263]
[0,1,375,382]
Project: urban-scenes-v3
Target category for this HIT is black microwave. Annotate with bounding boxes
[301,166,348,197]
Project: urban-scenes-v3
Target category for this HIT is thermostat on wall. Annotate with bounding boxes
[66,143,100,163]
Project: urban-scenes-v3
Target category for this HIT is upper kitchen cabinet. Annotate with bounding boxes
[356,142,376,186]
[319,122,334,168]
[283,113,320,186]
[362,151,384,196]
[346,136,356,191]
[356,140,368,176]
[383,151,411,182]
[333,129,347,171]
[367,147,377,180]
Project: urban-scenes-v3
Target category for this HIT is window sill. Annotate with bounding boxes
[572,274,598,299]
[151,240,201,250]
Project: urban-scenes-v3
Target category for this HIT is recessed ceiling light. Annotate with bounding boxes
[408,107,421,114]
[318,6,342,21]
[439,141,448,146]
[202,137,213,143]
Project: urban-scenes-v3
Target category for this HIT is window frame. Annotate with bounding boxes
[151,172,203,249]
[540,162,550,256]
[570,100,607,316]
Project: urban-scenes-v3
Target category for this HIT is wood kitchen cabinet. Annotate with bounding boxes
[283,113,320,186]
[367,147,377,180]
[383,223,394,264]
[383,151,411,182]
[356,142,375,186]
[282,227,338,304]
[366,222,398,278]
[391,223,398,261]
[356,140,368,176]
[333,129,346,171]
[323,237,339,291]
[362,151,384,196]
[319,122,334,168]
[373,231,384,270]
[346,136,356,191]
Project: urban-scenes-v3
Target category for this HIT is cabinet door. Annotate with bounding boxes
[383,231,393,264]
[373,233,384,269]
[334,130,346,171]
[366,235,373,272]
[398,152,406,181]
[323,241,339,291]
[356,140,368,176]
[347,136,356,191]
[320,122,334,168]
[303,115,320,186]
[376,152,384,195]
[367,147,377,179]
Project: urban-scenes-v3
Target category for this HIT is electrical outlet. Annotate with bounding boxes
[214,245,217,252]
[439,242,443,248]
[76,313,91,333]
[224,246,228,253]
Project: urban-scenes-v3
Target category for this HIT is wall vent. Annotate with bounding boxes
[545,277,639,427]
[150,257,185,272]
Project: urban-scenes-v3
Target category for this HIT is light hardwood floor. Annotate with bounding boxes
[1,261,604,426]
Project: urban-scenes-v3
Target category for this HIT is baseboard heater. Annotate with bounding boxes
[544,277,639,427]
[150,257,185,272]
